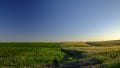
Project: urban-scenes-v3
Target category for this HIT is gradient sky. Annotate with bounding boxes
[0,0,120,42]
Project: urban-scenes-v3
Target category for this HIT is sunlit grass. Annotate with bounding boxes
[63,46,120,68]
[64,46,120,54]
[0,43,65,67]
[1,41,120,68]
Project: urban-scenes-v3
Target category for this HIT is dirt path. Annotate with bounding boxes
[44,48,103,68]
[61,58,101,68]
[60,49,102,68]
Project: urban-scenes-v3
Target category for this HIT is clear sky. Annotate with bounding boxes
[0,0,120,42]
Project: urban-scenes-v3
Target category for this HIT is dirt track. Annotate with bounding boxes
[47,49,103,68]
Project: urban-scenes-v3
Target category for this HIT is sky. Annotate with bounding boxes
[0,0,120,42]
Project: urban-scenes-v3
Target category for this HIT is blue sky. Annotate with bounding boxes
[0,0,120,42]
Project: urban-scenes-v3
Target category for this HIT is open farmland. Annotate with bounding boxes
[62,40,120,68]
[0,43,65,68]
[0,41,120,68]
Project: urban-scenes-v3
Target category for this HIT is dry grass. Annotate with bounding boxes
[63,46,120,54]
[62,42,91,47]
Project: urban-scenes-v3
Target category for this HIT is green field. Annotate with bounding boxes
[0,43,65,68]
[0,41,120,68]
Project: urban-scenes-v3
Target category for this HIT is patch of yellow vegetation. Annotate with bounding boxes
[63,42,91,47]
[64,46,120,54]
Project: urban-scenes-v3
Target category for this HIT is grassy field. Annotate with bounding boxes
[62,40,120,68]
[0,43,65,67]
[0,41,120,68]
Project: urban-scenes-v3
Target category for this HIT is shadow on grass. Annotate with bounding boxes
[51,48,102,68]
[51,48,86,68]
[60,48,86,62]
